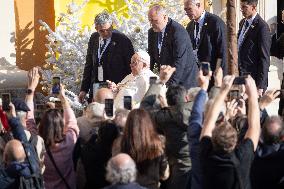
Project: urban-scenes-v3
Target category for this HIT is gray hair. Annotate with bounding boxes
[106,155,137,184]
[149,3,167,16]
[94,11,113,26]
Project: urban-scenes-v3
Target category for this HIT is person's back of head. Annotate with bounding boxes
[262,116,284,145]
[93,88,114,104]
[38,109,65,148]
[121,109,163,163]
[106,153,137,185]
[114,109,130,130]
[212,122,238,153]
[166,85,187,106]
[4,139,26,165]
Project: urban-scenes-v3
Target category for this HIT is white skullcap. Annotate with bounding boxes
[136,50,150,65]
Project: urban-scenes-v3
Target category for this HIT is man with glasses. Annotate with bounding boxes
[79,11,134,103]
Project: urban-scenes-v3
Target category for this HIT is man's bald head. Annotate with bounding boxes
[106,153,137,184]
[4,139,26,164]
[93,88,114,103]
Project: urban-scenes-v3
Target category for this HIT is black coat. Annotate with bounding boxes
[186,12,227,74]
[238,14,271,90]
[80,30,134,94]
[148,18,198,89]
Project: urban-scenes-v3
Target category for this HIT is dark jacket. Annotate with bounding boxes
[80,30,134,95]
[0,162,32,189]
[140,83,192,189]
[148,18,198,89]
[0,117,43,189]
[238,14,271,90]
[251,142,284,189]
[187,89,207,189]
[186,12,227,74]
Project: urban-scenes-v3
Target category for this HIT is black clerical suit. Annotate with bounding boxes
[148,18,198,89]
[80,30,134,97]
[238,14,271,90]
[186,12,227,75]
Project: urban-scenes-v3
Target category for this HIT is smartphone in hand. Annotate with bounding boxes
[1,93,11,111]
[149,77,158,85]
[52,77,61,94]
[233,76,246,85]
[105,99,114,117]
[201,62,211,76]
[124,96,132,110]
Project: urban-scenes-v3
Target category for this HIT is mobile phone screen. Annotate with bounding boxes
[149,77,157,85]
[1,93,11,111]
[124,96,132,110]
[233,76,246,85]
[201,62,210,76]
[52,77,61,94]
[105,99,114,117]
[99,82,109,89]
[228,90,241,101]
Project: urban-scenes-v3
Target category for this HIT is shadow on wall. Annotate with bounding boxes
[14,0,55,71]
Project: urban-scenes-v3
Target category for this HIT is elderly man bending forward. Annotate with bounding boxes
[107,50,158,109]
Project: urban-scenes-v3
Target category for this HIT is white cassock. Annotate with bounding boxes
[114,69,158,109]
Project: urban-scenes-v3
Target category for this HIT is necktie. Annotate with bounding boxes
[244,20,249,31]
[194,21,200,49]
[158,32,163,46]
[100,39,107,54]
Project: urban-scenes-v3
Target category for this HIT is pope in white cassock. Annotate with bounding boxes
[107,50,158,109]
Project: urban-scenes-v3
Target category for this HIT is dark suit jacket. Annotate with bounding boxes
[148,18,198,89]
[80,30,134,94]
[186,12,227,74]
[238,14,271,89]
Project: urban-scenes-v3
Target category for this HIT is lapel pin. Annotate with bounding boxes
[204,23,207,26]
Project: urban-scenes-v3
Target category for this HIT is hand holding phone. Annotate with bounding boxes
[124,96,132,110]
[201,62,211,76]
[1,93,11,111]
[52,77,61,94]
[105,99,114,117]
[233,76,246,85]
[149,77,158,85]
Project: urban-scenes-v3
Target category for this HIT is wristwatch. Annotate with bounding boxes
[26,89,34,94]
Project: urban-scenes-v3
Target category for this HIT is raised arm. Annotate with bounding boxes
[200,75,235,139]
[140,66,176,110]
[59,85,79,136]
[25,67,40,135]
[244,76,261,151]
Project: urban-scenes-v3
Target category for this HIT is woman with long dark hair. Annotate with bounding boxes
[116,109,169,189]
[39,85,79,189]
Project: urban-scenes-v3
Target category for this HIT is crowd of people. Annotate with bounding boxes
[0,0,283,189]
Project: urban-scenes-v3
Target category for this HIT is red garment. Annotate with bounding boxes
[0,109,9,131]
